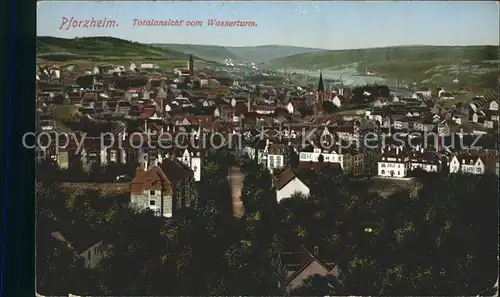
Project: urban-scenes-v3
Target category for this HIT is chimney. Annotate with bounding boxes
[313,246,319,256]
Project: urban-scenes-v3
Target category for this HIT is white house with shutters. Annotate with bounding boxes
[377,146,409,178]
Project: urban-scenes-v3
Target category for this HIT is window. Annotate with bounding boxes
[381,163,386,167]
[150,190,156,195]
[476,167,482,173]
[110,151,117,162]
[381,170,385,174]
[150,200,156,206]
[88,250,91,261]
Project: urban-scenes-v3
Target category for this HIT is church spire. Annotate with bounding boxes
[317,69,325,92]
[188,54,194,76]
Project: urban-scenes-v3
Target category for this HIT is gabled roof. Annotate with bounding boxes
[51,222,101,254]
[278,245,338,286]
[274,167,300,191]
[130,166,173,195]
[456,153,482,165]
[158,158,194,183]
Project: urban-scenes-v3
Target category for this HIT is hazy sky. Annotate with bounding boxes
[37,1,499,49]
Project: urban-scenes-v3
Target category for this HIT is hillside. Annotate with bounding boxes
[266,45,499,90]
[153,43,325,63]
[227,45,326,63]
[152,43,242,62]
[36,36,218,68]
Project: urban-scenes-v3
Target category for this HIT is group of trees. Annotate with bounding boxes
[36,152,498,296]
[36,158,138,183]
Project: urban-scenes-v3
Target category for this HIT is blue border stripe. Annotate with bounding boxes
[0,0,16,294]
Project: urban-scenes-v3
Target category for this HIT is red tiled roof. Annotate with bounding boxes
[130,166,173,195]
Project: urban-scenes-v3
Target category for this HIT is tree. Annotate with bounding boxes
[241,164,276,215]
[291,274,343,296]
[34,164,498,296]
[36,158,62,183]
[36,184,98,295]
[289,147,299,168]
[54,104,78,122]
[199,151,233,217]
[36,234,96,295]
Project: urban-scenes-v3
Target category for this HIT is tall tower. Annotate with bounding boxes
[188,54,194,76]
[317,69,325,111]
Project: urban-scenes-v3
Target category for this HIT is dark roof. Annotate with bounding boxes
[274,167,297,190]
[51,222,101,254]
[158,158,194,183]
[409,151,441,164]
[278,245,338,285]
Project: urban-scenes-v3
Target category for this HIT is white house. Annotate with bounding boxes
[377,146,409,178]
[286,101,294,114]
[141,62,155,69]
[274,168,310,203]
[332,95,342,108]
[266,141,289,170]
[51,228,104,269]
[449,154,485,175]
[177,148,202,182]
[298,144,344,169]
[489,100,498,111]
[440,91,455,100]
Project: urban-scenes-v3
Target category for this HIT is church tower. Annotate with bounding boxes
[188,54,194,76]
[317,69,325,111]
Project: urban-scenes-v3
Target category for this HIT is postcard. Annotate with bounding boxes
[35,1,499,296]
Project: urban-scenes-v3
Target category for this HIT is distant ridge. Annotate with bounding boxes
[152,43,326,62]
[265,45,499,70]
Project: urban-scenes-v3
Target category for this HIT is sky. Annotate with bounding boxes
[37,1,499,50]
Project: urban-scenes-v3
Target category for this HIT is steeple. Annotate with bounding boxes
[188,54,194,76]
[316,69,325,112]
[317,69,325,92]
